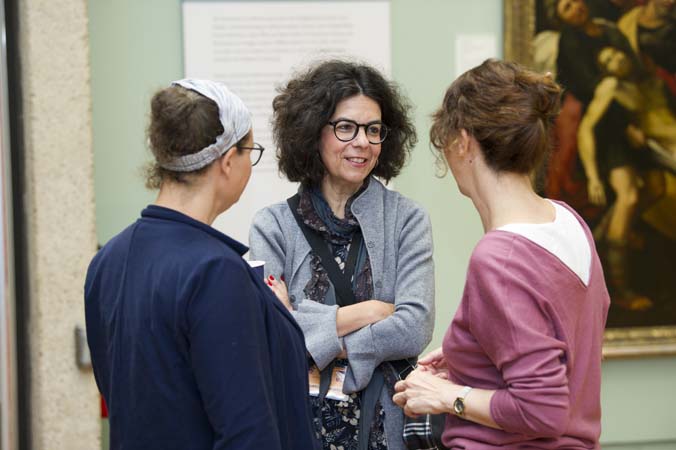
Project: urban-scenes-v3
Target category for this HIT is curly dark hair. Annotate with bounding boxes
[273,60,417,186]
[430,59,562,176]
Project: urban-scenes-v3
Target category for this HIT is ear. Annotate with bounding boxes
[218,145,238,179]
[457,129,471,157]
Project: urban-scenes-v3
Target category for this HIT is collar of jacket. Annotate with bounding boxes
[289,176,386,299]
[141,204,249,256]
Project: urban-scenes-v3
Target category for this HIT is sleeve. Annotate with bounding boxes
[186,258,284,450]
[249,207,343,370]
[467,238,571,438]
[342,205,435,391]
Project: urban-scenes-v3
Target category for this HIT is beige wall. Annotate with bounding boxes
[17,0,99,448]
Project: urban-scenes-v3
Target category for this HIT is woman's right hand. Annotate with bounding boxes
[587,177,606,206]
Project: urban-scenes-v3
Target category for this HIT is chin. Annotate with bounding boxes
[340,172,370,186]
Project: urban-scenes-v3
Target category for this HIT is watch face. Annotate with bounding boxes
[453,398,465,416]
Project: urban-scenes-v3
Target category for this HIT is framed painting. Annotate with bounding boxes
[504,0,676,357]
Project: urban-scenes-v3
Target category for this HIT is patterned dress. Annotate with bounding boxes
[296,185,388,450]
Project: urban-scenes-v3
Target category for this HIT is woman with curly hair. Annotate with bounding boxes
[249,60,435,450]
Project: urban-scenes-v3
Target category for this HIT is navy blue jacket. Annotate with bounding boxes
[85,205,318,450]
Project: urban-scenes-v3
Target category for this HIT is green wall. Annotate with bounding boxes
[89,1,676,447]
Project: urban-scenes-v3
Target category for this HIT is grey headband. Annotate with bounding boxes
[159,79,252,172]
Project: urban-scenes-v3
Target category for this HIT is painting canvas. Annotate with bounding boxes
[504,0,676,357]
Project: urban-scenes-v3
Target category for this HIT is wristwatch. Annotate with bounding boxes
[452,386,473,417]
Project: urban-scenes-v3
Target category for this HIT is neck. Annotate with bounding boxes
[155,177,228,225]
[469,170,553,232]
[320,176,364,219]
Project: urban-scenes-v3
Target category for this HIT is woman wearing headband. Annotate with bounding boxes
[85,80,318,450]
[249,60,434,450]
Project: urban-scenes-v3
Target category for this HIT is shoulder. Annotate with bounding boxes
[470,232,518,269]
[367,178,430,221]
[87,222,137,271]
[252,200,294,232]
[469,232,551,280]
[596,76,619,94]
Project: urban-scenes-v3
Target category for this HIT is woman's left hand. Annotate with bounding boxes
[393,368,458,417]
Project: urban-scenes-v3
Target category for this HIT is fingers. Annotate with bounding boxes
[403,404,421,418]
[394,380,406,392]
[266,275,292,310]
[592,191,606,206]
[589,185,606,206]
[417,347,443,365]
[392,392,406,408]
[266,275,285,288]
[393,390,422,418]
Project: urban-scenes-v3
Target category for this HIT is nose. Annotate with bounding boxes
[353,125,370,146]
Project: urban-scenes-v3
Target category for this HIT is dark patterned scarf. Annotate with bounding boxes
[296,183,373,305]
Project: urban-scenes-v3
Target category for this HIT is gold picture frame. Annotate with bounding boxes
[503,0,676,358]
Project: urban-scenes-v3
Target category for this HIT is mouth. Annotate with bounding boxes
[345,156,368,166]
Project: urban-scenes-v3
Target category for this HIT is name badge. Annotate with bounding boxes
[308,363,349,401]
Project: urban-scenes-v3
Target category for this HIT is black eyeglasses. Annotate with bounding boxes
[238,142,265,166]
[327,119,389,144]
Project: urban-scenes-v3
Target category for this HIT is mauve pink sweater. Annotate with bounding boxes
[442,204,610,449]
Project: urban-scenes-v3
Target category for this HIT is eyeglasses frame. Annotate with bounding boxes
[327,119,389,145]
[237,142,265,166]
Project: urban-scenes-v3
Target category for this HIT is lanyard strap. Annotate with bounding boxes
[287,194,362,307]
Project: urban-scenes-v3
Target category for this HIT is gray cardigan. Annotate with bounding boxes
[249,177,435,450]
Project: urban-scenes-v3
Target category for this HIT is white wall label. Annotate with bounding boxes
[183,1,391,245]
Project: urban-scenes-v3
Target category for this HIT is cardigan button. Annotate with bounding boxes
[290,295,296,302]
[367,241,374,248]
[375,281,382,289]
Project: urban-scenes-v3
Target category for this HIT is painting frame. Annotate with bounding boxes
[504,0,676,358]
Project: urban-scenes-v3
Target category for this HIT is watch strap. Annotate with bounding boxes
[453,386,473,417]
[458,385,473,400]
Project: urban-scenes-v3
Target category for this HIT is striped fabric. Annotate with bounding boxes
[402,413,449,450]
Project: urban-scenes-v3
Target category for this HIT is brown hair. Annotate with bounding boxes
[144,85,225,189]
[273,60,417,187]
[430,59,562,175]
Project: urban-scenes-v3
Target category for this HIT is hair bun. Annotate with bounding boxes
[533,72,562,121]
[431,59,563,175]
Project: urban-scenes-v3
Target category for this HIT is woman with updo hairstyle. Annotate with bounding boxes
[85,80,318,450]
[249,60,434,450]
[393,60,610,449]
